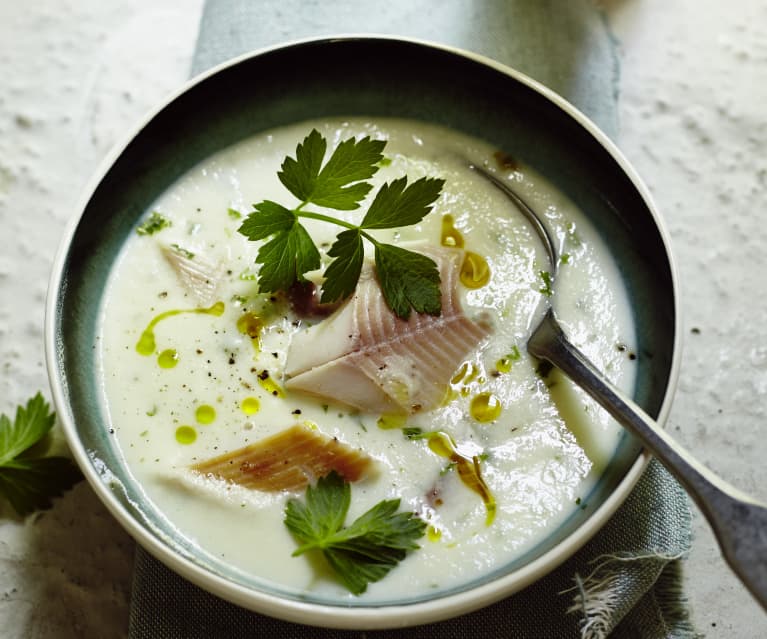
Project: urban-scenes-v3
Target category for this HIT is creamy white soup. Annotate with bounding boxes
[96,119,637,602]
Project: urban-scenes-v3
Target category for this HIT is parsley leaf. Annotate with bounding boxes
[255,222,320,293]
[277,129,326,203]
[319,229,365,304]
[361,176,445,229]
[239,130,445,319]
[539,270,553,297]
[285,470,350,544]
[375,243,442,319]
[284,471,426,595]
[278,129,385,210]
[238,201,294,241]
[0,393,82,516]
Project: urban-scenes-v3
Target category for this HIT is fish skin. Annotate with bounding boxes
[190,424,375,492]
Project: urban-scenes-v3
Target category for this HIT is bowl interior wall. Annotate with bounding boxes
[55,38,675,604]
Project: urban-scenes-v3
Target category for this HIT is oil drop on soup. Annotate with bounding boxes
[97,119,637,602]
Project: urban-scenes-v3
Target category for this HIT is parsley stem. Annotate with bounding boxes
[295,210,357,231]
[295,210,381,246]
[292,540,323,556]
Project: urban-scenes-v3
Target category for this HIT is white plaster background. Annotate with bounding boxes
[0,0,765,636]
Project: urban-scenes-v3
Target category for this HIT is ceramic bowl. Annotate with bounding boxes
[45,37,679,629]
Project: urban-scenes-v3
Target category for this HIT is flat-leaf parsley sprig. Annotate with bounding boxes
[238,130,445,319]
[284,471,426,595]
[0,393,82,516]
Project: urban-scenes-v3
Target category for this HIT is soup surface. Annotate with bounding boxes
[97,118,637,602]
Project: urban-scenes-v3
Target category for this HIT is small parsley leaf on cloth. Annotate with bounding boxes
[284,471,426,595]
[238,130,445,319]
[0,393,82,517]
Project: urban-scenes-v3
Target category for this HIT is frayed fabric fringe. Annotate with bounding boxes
[565,552,698,639]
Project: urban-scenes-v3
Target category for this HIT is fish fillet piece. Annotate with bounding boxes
[162,244,223,306]
[190,424,375,492]
[285,247,491,414]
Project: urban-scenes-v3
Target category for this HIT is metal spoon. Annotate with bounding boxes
[469,163,767,611]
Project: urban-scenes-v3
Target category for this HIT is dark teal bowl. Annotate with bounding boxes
[45,36,679,628]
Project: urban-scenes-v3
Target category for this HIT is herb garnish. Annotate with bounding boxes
[238,130,445,319]
[170,243,195,259]
[284,471,426,595]
[0,394,82,516]
[538,270,553,297]
[136,211,172,236]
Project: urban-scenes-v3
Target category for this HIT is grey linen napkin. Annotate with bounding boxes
[129,2,695,637]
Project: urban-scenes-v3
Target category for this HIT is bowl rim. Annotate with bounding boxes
[44,34,681,629]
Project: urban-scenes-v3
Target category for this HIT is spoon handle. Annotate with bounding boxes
[528,309,767,611]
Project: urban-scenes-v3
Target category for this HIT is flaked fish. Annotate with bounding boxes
[162,244,223,307]
[285,247,491,414]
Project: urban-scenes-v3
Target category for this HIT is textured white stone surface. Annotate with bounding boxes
[0,0,765,636]
[608,1,767,635]
[0,2,203,637]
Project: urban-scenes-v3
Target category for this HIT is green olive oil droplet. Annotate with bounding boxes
[241,396,260,415]
[495,346,521,374]
[496,357,513,374]
[237,312,263,352]
[136,331,156,356]
[175,426,197,445]
[425,431,495,525]
[157,349,179,369]
[470,392,502,422]
[257,370,285,398]
[195,404,216,425]
[427,525,442,542]
[136,301,225,356]
[460,251,491,289]
[440,214,465,248]
[451,361,480,386]
[377,413,408,430]
[427,431,454,458]
[451,362,469,385]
